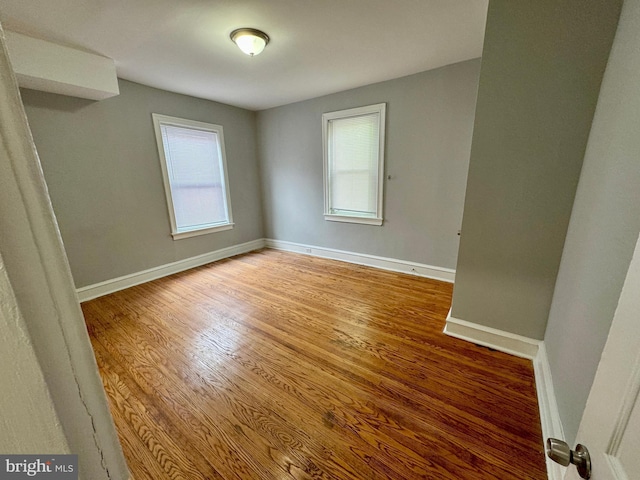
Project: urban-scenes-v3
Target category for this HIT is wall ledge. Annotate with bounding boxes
[443,311,565,480]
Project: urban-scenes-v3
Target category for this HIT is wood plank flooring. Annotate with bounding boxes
[82,249,547,480]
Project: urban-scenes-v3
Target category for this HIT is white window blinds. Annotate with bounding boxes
[327,113,380,216]
[323,103,386,225]
[160,125,228,230]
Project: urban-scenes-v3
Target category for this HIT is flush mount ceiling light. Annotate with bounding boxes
[230,28,270,56]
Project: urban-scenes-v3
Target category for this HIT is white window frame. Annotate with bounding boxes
[322,103,386,226]
[152,113,234,240]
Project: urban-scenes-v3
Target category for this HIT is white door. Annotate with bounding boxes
[565,230,640,479]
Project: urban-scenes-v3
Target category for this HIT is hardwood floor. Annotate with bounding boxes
[82,249,547,480]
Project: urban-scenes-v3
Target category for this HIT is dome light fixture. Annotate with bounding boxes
[230,28,270,56]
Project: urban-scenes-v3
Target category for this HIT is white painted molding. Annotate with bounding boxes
[77,238,265,302]
[443,311,540,359]
[443,311,565,479]
[533,343,565,480]
[265,238,455,283]
[5,31,119,100]
[77,237,453,302]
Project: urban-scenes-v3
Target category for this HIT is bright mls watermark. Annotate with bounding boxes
[0,455,77,479]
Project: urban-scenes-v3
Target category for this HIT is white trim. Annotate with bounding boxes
[443,311,565,480]
[77,238,454,301]
[77,239,265,302]
[324,214,383,226]
[533,343,566,480]
[443,312,540,359]
[171,222,234,240]
[265,238,455,283]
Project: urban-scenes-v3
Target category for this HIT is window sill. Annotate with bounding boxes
[171,223,234,240]
[324,214,383,226]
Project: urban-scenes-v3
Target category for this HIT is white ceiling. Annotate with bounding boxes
[0,0,488,111]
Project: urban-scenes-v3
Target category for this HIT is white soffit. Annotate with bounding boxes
[4,31,119,100]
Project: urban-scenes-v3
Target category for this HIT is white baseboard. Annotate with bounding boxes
[76,238,266,302]
[533,343,565,480]
[443,311,540,359]
[77,238,454,301]
[443,311,564,479]
[264,238,455,283]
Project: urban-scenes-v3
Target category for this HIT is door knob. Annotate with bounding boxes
[546,438,591,479]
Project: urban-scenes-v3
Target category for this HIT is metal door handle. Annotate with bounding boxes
[546,438,591,479]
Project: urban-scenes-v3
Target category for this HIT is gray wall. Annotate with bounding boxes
[257,59,481,269]
[21,79,264,288]
[545,0,640,444]
[451,0,622,339]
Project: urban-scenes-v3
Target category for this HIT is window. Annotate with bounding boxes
[152,114,233,240]
[322,103,386,226]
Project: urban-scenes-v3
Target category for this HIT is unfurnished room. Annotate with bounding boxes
[1,1,639,479]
